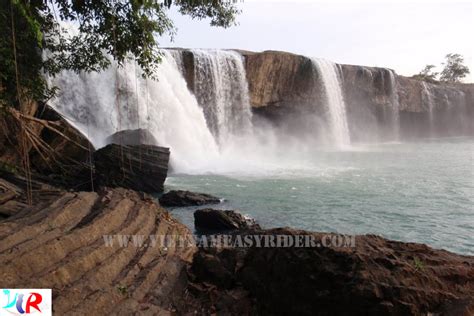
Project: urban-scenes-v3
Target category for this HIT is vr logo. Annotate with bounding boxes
[1,289,51,315]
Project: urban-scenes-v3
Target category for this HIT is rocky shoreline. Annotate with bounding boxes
[1,172,473,315]
[0,52,473,314]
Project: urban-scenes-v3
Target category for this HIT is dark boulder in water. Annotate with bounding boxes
[94,144,169,193]
[106,128,159,146]
[159,190,220,207]
[194,208,260,233]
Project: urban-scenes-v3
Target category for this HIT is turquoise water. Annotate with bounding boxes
[165,138,474,255]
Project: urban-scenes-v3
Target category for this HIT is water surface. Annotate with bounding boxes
[165,138,474,255]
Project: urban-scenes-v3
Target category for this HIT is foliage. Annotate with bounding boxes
[439,53,470,83]
[116,284,128,296]
[411,64,439,83]
[0,0,54,107]
[413,257,424,272]
[0,0,240,108]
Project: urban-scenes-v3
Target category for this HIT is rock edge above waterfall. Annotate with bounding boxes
[170,48,473,139]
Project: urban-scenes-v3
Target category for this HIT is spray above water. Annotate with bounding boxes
[311,59,351,147]
[49,49,401,176]
[49,51,220,172]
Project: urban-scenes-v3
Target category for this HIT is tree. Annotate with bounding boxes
[439,53,470,83]
[0,0,240,108]
[412,64,439,83]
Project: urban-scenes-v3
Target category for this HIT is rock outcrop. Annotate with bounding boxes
[1,173,473,315]
[190,227,474,315]
[194,208,260,233]
[106,128,159,146]
[0,104,94,190]
[0,171,62,219]
[159,190,221,207]
[94,144,169,193]
[0,176,196,315]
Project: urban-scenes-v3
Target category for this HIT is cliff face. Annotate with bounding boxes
[340,64,473,140]
[174,48,473,140]
[242,50,473,140]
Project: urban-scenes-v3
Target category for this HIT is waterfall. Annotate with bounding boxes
[388,70,400,140]
[422,82,435,136]
[49,51,219,172]
[311,59,351,147]
[191,49,253,143]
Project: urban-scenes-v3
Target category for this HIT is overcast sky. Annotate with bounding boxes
[160,0,473,82]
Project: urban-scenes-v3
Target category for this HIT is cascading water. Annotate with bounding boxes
[191,49,253,143]
[311,59,351,147]
[49,51,219,172]
[422,82,435,136]
[388,70,400,140]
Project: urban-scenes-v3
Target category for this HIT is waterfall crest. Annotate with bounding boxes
[191,49,253,143]
[311,59,351,147]
[422,82,435,136]
[388,70,400,140]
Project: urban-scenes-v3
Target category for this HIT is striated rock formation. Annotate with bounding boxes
[190,227,474,316]
[0,171,62,219]
[159,190,221,207]
[0,176,196,315]
[94,144,169,193]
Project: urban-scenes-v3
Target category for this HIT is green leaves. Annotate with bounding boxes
[412,53,470,83]
[439,53,470,83]
[1,0,240,107]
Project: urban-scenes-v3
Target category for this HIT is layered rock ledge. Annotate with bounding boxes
[0,176,195,314]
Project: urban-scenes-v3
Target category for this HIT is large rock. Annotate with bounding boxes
[94,144,169,193]
[0,176,197,314]
[106,128,159,146]
[159,190,221,207]
[194,208,260,233]
[0,105,94,189]
[189,227,474,315]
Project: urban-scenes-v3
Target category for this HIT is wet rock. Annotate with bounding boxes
[94,144,169,193]
[159,190,220,207]
[194,208,260,233]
